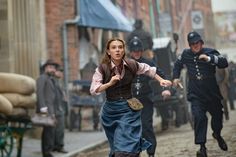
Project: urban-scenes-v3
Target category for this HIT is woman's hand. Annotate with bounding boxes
[109,74,121,86]
[96,74,121,93]
[160,79,172,87]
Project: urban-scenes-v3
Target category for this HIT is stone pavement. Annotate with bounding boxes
[150,109,236,157]
[78,109,236,157]
[12,122,107,157]
[11,111,162,157]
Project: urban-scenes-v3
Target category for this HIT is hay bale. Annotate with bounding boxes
[0,73,36,95]
[2,93,36,108]
[0,94,13,115]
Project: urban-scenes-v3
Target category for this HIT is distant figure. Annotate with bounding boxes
[53,67,68,154]
[173,31,228,157]
[81,58,97,81]
[36,59,59,157]
[215,67,229,120]
[80,58,100,130]
[228,61,236,110]
[126,19,154,59]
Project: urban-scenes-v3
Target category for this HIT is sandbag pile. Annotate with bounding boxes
[0,72,37,116]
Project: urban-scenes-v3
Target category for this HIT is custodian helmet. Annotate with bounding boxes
[187,31,204,45]
[128,36,144,52]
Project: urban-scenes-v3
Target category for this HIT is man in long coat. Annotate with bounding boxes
[36,59,58,157]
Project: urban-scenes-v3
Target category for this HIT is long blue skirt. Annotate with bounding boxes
[101,100,151,157]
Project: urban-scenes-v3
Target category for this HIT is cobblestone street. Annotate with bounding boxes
[146,113,236,157]
[78,109,236,157]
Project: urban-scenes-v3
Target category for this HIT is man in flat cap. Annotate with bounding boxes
[36,59,59,157]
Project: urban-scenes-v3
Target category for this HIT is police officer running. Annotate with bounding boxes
[128,36,171,157]
[173,31,228,157]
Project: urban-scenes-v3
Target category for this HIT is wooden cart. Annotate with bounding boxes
[0,114,32,157]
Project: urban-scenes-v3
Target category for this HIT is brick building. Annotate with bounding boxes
[0,0,215,91]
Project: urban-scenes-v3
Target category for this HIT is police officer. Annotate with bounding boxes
[127,19,154,59]
[173,31,228,157]
[128,36,171,157]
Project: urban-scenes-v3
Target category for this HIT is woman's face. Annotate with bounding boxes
[107,40,125,63]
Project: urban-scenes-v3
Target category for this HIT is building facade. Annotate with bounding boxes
[0,0,215,89]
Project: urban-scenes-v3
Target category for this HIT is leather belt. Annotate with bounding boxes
[106,96,132,101]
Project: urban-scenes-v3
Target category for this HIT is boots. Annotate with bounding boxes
[212,133,228,151]
[196,146,207,157]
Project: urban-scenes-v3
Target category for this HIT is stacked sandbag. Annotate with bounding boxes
[0,94,13,115]
[0,72,36,116]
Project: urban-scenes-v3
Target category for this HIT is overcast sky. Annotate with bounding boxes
[211,0,236,12]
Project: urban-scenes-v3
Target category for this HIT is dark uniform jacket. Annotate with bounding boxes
[132,57,165,98]
[173,48,228,102]
[36,73,56,115]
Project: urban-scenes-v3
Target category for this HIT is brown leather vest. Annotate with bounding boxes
[106,66,134,100]
[99,59,138,100]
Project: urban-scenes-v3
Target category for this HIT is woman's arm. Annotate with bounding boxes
[154,74,172,87]
[95,75,120,93]
[90,68,121,95]
[137,62,172,87]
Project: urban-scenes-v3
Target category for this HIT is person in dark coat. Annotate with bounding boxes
[127,19,153,51]
[53,67,68,153]
[173,31,228,157]
[126,19,154,59]
[128,37,171,157]
[36,59,59,157]
[215,67,229,120]
[228,61,236,110]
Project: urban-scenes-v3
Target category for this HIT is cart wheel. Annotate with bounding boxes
[0,127,13,157]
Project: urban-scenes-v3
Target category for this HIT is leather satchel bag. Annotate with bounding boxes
[127,98,143,111]
[31,113,56,127]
